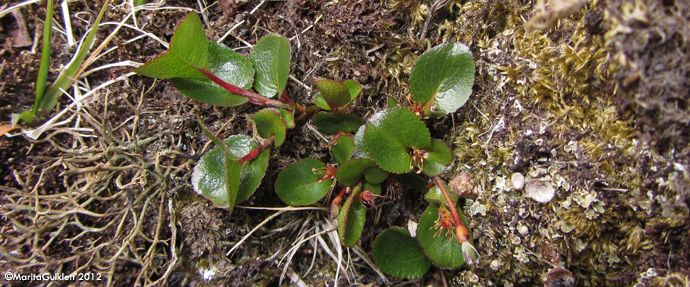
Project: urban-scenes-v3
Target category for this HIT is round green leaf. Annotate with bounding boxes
[364,108,431,173]
[250,34,290,98]
[372,227,431,279]
[134,12,208,80]
[421,139,453,176]
[191,135,256,208]
[276,159,333,206]
[338,188,366,247]
[315,79,351,109]
[410,42,475,116]
[237,150,270,203]
[423,184,458,206]
[253,108,287,146]
[417,205,465,268]
[172,41,253,106]
[312,112,365,135]
[331,135,355,164]
[335,158,377,186]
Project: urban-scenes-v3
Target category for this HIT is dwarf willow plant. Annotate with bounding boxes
[135,12,478,279]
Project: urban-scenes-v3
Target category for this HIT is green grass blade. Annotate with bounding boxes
[13,0,54,125]
[39,0,112,113]
[34,0,54,115]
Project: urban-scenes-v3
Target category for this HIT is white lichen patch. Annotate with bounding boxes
[573,190,606,220]
[524,179,555,203]
[470,200,488,216]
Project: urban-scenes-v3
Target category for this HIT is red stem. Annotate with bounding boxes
[196,67,292,109]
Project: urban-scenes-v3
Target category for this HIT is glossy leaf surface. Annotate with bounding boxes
[372,227,431,279]
[250,34,290,98]
[410,42,475,116]
[172,42,253,106]
[352,125,370,159]
[276,159,333,206]
[364,108,431,173]
[191,135,257,208]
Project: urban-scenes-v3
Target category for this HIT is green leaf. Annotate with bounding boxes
[276,159,333,206]
[16,0,112,125]
[336,158,386,186]
[417,205,466,268]
[134,12,208,80]
[191,135,256,209]
[352,125,370,159]
[314,94,331,111]
[410,42,475,116]
[278,109,295,128]
[338,187,366,247]
[250,34,290,98]
[253,108,287,146]
[171,41,253,106]
[312,112,365,135]
[364,166,388,184]
[421,139,453,176]
[343,80,362,103]
[314,80,361,110]
[364,108,431,173]
[387,96,399,108]
[331,135,355,164]
[315,79,350,109]
[237,150,270,203]
[19,0,54,124]
[372,227,431,279]
[424,184,458,206]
